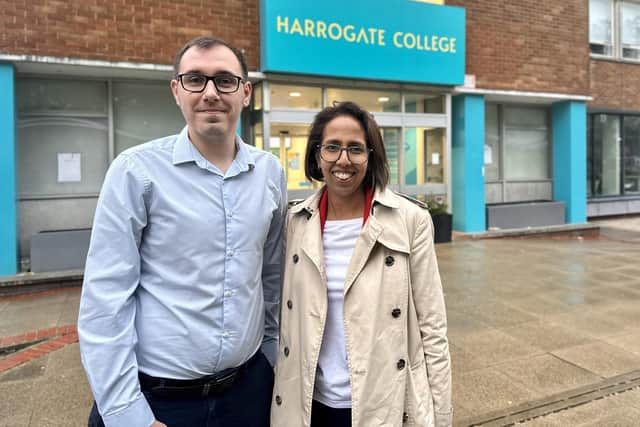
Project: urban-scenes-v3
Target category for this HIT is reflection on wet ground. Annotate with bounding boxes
[436,238,640,424]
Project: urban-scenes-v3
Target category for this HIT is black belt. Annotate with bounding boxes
[139,351,259,399]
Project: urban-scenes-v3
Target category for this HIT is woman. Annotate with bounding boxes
[271,102,452,427]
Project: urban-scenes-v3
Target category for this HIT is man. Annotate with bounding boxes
[78,36,286,427]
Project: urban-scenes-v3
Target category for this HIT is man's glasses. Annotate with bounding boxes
[175,73,244,94]
[318,143,371,164]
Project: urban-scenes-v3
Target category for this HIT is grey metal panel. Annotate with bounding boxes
[485,183,503,204]
[30,229,92,273]
[19,197,98,259]
[628,199,640,212]
[487,201,565,229]
[504,181,552,202]
[587,199,640,217]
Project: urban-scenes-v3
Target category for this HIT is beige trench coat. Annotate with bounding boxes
[271,188,452,427]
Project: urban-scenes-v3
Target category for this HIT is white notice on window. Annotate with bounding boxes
[431,152,440,165]
[57,153,82,182]
[484,145,493,164]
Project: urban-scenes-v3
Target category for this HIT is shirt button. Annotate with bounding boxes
[225,290,233,298]
[385,256,395,266]
[287,300,293,309]
[228,250,235,257]
[284,347,290,357]
[275,395,282,405]
[403,412,409,423]
[222,331,229,338]
[227,211,233,217]
[293,254,299,263]
[391,308,401,318]
[397,359,406,370]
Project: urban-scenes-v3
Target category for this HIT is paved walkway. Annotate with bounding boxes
[2,217,640,426]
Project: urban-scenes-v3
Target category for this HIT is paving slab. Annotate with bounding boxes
[495,354,601,398]
[552,341,640,378]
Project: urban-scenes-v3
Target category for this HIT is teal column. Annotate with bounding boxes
[452,94,485,232]
[0,63,17,275]
[552,101,587,224]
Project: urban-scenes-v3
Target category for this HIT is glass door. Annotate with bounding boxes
[269,123,318,192]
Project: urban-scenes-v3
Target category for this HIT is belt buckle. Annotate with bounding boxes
[201,382,210,397]
[200,369,237,396]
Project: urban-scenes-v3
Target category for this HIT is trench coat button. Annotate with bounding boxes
[284,347,290,357]
[293,254,299,263]
[385,256,395,266]
[275,395,282,405]
[403,412,409,423]
[392,308,401,318]
[397,359,406,370]
[287,300,293,309]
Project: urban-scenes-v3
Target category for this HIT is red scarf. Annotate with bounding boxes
[319,187,375,234]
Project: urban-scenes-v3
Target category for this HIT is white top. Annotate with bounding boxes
[313,217,362,408]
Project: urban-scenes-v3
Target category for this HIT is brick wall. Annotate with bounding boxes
[5,0,640,112]
[590,59,640,111]
[0,0,261,71]
[447,0,590,96]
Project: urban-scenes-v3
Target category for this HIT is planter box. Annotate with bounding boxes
[432,213,453,244]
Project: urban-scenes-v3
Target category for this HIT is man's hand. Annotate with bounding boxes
[151,421,167,427]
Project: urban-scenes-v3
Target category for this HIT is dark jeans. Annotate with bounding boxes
[88,351,274,427]
[310,400,352,427]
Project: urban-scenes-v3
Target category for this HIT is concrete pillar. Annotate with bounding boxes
[452,94,485,232]
[0,63,17,275]
[552,101,587,224]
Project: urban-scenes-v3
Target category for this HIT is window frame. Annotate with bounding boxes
[590,0,640,62]
[587,111,640,199]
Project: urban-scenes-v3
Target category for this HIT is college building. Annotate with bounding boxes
[1,0,639,275]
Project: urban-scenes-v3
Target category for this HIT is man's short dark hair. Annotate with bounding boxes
[173,36,248,79]
[305,101,389,190]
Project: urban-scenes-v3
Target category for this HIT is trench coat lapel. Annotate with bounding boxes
[290,191,324,277]
[299,212,324,276]
[344,188,410,296]
[344,214,383,296]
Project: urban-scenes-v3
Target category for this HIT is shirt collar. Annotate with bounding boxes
[172,126,256,175]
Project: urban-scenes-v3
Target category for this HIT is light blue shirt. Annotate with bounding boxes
[78,127,287,427]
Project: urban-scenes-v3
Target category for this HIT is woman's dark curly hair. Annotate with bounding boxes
[304,101,389,190]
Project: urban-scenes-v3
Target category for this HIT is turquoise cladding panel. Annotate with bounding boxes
[260,0,465,85]
[0,63,17,275]
[452,95,485,232]
[552,101,587,224]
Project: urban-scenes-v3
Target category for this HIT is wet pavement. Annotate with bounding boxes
[1,217,640,426]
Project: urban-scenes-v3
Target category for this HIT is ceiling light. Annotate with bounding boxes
[289,92,302,97]
[378,96,389,102]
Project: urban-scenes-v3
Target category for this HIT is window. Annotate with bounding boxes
[622,116,640,194]
[249,82,448,195]
[504,107,550,180]
[270,84,321,109]
[484,104,552,203]
[590,0,640,60]
[405,93,444,114]
[113,82,185,155]
[325,88,400,112]
[590,0,614,55]
[587,113,640,197]
[621,1,640,59]
[17,79,109,197]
